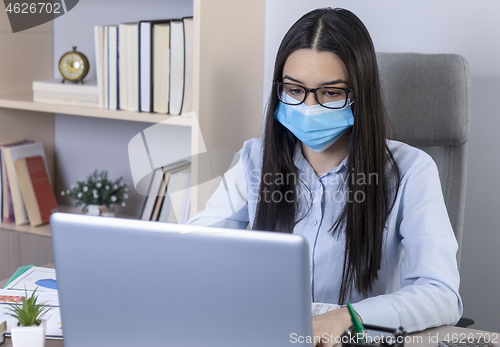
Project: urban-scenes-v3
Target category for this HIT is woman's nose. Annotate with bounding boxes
[304,92,318,106]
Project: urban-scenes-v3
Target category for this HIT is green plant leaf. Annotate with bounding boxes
[6,287,51,326]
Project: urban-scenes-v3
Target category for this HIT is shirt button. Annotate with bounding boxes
[317,182,321,188]
[312,220,318,226]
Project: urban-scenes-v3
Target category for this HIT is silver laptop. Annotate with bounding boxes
[50,212,313,347]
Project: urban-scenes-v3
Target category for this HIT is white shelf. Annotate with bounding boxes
[0,91,194,126]
[0,205,138,238]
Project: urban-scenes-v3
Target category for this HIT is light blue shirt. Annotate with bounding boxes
[188,138,463,332]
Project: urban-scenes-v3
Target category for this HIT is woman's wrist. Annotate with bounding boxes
[339,306,364,328]
[340,306,355,329]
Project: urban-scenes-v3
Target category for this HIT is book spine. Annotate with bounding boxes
[108,26,118,110]
[2,157,13,223]
[26,157,58,225]
[132,25,139,111]
[34,91,98,103]
[14,159,42,227]
[169,21,185,115]
[3,149,29,225]
[94,25,104,109]
[103,25,109,109]
[140,22,151,112]
[116,27,120,110]
[32,81,98,94]
[126,25,134,111]
[119,24,128,110]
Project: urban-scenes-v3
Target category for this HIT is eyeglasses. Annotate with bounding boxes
[276,82,353,109]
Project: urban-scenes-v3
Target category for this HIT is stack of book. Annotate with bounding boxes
[0,141,58,227]
[140,161,191,224]
[32,79,98,108]
[95,16,194,115]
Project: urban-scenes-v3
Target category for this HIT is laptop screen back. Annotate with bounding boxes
[50,213,313,347]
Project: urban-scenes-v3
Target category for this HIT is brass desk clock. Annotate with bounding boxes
[58,46,90,84]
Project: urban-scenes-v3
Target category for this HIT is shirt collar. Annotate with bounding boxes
[293,141,348,176]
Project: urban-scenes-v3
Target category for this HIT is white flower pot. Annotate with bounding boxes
[86,204,101,216]
[10,319,46,347]
[85,204,115,217]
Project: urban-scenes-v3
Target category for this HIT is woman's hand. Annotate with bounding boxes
[312,306,353,347]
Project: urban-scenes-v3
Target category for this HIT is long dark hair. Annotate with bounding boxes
[253,8,401,304]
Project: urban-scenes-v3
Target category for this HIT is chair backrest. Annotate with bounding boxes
[377,53,471,268]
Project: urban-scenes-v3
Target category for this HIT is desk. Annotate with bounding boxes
[1,272,497,347]
[0,323,497,347]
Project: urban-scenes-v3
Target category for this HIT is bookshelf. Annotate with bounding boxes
[0,205,138,238]
[0,0,265,278]
[0,91,195,126]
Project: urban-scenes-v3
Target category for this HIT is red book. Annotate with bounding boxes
[14,156,58,226]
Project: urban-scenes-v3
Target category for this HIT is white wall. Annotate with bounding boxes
[263,0,500,332]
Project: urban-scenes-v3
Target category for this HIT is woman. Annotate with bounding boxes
[189,7,462,345]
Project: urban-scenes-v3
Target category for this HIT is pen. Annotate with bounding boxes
[347,302,365,344]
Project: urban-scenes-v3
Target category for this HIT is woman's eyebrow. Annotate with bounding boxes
[320,79,348,86]
[283,75,303,84]
[283,75,348,85]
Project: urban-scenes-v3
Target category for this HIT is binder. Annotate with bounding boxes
[1,265,34,289]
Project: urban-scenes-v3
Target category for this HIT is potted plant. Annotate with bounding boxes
[8,288,50,347]
[61,170,129,217]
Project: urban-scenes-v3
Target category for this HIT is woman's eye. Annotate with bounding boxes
[320,89,345,101]
[323,90,339,97]
[287,88,304,95]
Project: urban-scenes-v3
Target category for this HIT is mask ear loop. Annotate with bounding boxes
[347,87,355,106]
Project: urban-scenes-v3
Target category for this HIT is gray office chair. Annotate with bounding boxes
[377,52,472,328]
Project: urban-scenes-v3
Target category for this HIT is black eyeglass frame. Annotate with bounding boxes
[276,82,353,109]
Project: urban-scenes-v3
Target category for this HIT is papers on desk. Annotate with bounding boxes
[312,302,340,315]
[0,267,62,339]
[5,267,57,292]
[0,289,59,307]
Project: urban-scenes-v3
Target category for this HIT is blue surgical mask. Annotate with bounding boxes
[274,93,354,152]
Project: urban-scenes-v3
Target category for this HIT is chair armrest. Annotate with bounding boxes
[455,317,475,328]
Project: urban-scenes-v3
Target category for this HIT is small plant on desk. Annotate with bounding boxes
[61,169,129,216]
[8,288,51,347]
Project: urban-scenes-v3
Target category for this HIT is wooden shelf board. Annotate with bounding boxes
[0,205,138,238]
[0,91,194,127]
